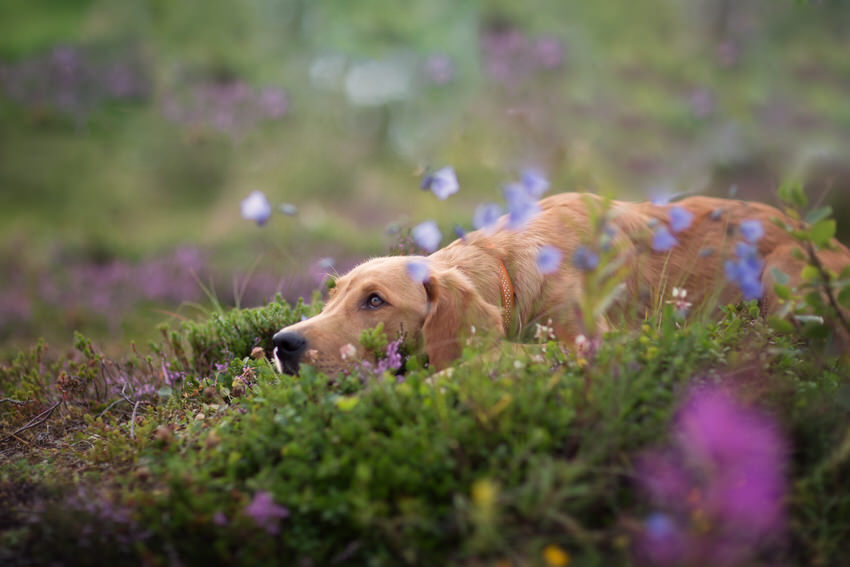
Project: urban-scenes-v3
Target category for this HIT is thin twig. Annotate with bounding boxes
[96,397,129,419]
[0,398,27,405]
[1,400,62,444]
[129,401,141,440]
[806,241,850,336]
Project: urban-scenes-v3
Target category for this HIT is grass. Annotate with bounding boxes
[1,294,848,566]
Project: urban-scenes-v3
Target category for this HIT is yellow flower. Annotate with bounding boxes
[542,544,570,567]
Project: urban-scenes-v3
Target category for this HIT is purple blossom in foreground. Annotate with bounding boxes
[504,184,540,229]
[572,245,599,272]
[536,245,562,275]
[244,492,290,535]
[652,226,678,252]
[406,259,430,283]
[740,219,765,243]
[473,202,503,232]
[421,166,459,200]
[669,206,693,233]
[412,221,442,253]
[724,242,764,300]
[521,168,550,198]
[636,387,787,566]
[241,191,272,226]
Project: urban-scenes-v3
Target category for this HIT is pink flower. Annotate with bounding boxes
[244,491,289,535]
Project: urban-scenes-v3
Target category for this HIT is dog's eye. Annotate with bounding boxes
[365,294,385,310]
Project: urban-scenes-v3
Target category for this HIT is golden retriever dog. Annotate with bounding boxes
[273,192,850,375]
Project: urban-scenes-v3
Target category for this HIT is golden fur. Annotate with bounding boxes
[273,192,850,374]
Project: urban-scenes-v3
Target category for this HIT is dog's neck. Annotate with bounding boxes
[432,242,520,336]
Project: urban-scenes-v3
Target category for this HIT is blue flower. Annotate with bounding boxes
[739,219,764,243]
[504,183,541,229]
[240,191,272,226]
[537,245,563,275]
[453,225,467,240]
[473,202,502,232]
[652,226,678,252]
[521,168,550,198]
[421,166,459,200]
[412,220,442,253]
[405,259,430,283]
[669,206,693,233]
[572,245,599,271]
[724,242,764,300]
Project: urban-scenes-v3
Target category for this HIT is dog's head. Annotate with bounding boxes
[272,256,503,375]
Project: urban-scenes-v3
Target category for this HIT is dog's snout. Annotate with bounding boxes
[273,330,308,374]
[274,330,307,354]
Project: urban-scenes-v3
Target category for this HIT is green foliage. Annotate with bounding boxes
[771,182,850,345]
[4,288,848,566]
[165,292,323,375]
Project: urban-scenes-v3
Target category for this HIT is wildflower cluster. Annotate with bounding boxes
[0,45,149,120]
[243,491,290,535]
[408,166,551,275]
[481,26,565,84]
[350,337,405,382]
[723,220,765,301]
[636,387,787,566]
[162,80,288,137]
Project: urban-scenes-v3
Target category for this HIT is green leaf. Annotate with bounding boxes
[801,265,820,283]
[839,286,850,310]
[777,180,808,210]
[773,283,791,301]
[771,267,790,286]
[768,316,794,334]
[804,206,833,225]
[810,219,836,247]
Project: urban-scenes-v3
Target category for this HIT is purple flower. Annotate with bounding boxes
[521,168,550,198]
[652,226,678,252]
[641,512,688,566]
[241,191,272,226]
[650,187,676,206]
[572,245,599,271]
[473,202,503,232]
[739,219,764,243]
[636,387,787,566]
[213,511,228,526]
[424,54,454,85]
[258,86,288,118]
[536,245,562,275]
[669,206,693,233]
[406,259,430,283]
[504,184,540,229]
[244,491,290,535]
[724,242,764,300]
[412,220,442,253]
[377,338,403,374]
[421,166,459,200]
[453,225,466,240]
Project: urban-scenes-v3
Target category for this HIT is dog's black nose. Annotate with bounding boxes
[273,330,308,373]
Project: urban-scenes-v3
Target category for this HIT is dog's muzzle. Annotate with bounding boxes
[272,330,307,374]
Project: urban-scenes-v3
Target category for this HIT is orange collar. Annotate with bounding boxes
[497,258,517,334]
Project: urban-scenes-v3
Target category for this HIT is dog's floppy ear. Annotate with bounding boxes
[422,268,504,370]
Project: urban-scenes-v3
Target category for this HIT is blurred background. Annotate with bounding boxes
[2,0,850,354]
